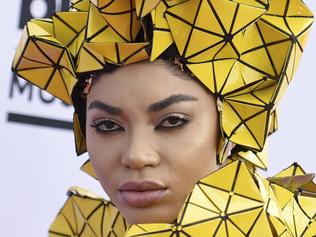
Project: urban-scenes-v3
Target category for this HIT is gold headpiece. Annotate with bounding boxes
[12,0,314,170]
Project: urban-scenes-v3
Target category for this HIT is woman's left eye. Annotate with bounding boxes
[156,113,190,129]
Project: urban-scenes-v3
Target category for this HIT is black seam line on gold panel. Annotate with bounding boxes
[251,91,270,106]
[226,103,263,148]
[265,13,314,18]
[245,208,264,235]
[7,113,72,130]
[165,11,223,38]
[188,201,220,214]
[293,207,299,237]
[301,218,315,236]
[122,44,148,64]
[258,18,293,38]
[153,27,170,32]
[135,224,148,232]
[17,65,52,71]
[185,39,233,61]
[177,191,193,224]
[221,77,269,98]
[229,4,239,34]
[100,9,136,15]
[111,208,121,229]
[186,4,268,61]
[65,27,86,49]
[122,45,147,63]
[84,5,93,41]
[284,0,291,18]
[115,42,120,63]
[229,40,241,59]
[296,198,314,230]
[70,199,80,235]
[72,199,97,236]
[169,0,204,57]
[224,97,266,108]
[54,14,81,35]
[227,215,248,235]
[54,60,72,100]
[238,60,276,79]
[86,25,110,42]
[182,230,191,237]
[270,43,294,105]
[103,19,130,42]
[224,97,266,110]
[241,38,290,56]
[123,218,128,232]
[254,0,268,8]
[13,39,36,73]
[83,45,106,66]
[200,177,260,203]
[86,202,104,220]
[217,60,237,95]
[162,0,169,8]
[99,0,116,11]
[225,161,241,212]
[181,203,262,233]
[256,23,279,77]
[138,0,146,17]
[60,211,76,235]
[23,55,52,66]
[31,39,56,65]
[230,103,267,146]
[207,0,228,36]
[213,219,224,236]
[129,228,168,236]
[43,61,61,90]
[43,52,67,91]
[196,183,222,212]
[212,61,218,94]
[47,230,70,237]
[284,61,292,86]
[295,22,314,52]
[129,0,134,41]
[59,69,72,102]
[100,204,105,236]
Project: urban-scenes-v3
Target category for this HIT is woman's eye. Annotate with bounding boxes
[90,119,124,133]
[156,114,190,129]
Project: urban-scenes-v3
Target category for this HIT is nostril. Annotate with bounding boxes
[122,149,160,169]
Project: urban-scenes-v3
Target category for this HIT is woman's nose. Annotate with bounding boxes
[121,131,160,169]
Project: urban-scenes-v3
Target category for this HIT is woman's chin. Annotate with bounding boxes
[118,204,179,224]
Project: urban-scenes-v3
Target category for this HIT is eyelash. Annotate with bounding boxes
[90,118,124,134]
[155,113,190,130]
[90,113,190,134]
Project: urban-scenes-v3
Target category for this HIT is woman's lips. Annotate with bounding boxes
[118,181,167,207]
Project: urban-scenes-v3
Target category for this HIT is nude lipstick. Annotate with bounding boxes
[118,181,167,207]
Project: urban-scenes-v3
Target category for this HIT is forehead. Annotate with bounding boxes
[88,61,211,103]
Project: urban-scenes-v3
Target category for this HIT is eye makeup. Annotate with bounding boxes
[90,118,124,134]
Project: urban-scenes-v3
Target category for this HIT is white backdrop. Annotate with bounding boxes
[0,1,315,236]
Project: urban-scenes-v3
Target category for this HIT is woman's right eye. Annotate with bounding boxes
[90,119,124,134]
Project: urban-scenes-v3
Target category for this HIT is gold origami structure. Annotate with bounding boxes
[12,0,314,169]
[12,0,316,236]
[49,160,316,236]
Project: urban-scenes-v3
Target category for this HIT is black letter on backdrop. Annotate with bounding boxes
[19,0,56,29]
[9,74,33,101]
[61,0,71,11]
[39,90,55,103]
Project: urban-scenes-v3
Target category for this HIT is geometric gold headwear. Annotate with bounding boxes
[12,0,314,170]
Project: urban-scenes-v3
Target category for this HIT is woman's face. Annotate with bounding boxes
[86,61,219,224]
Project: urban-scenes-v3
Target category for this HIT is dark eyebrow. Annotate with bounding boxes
[88,100,121,115]
[148,94,198,112]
